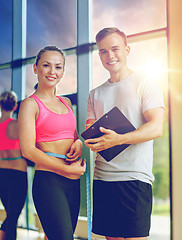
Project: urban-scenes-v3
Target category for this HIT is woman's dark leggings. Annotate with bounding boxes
[32,170,80,240]
[0,169,27,240]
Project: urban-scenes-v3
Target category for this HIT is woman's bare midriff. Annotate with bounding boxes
[35,138,76,173]
[0,149,27,172]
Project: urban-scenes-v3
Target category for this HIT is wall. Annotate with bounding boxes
[168,0,182,239]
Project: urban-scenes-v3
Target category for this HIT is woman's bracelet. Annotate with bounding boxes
[76,139,83,146]
[84,124,92,128]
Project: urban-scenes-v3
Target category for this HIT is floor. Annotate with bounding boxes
[17,229,44,240]
[17,228,104,240]
[10,215,171,240]
[16,228,170,240]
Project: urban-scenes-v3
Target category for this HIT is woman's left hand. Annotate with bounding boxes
[66,139,82,161]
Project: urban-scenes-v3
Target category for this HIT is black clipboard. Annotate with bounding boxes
[81,107,136,162]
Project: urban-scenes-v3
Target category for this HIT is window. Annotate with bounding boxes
[26,0,77,58]
[0,69,12,92]
[93,0,167,37]
[0,0,12,64]
[55,54,77,96]
[129,38,170,239]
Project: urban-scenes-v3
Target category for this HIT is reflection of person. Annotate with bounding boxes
[84,28,165,240]
[0,91,27,240]
[18,46,86,240]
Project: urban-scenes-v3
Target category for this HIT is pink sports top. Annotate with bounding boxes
[0,118,20,150]
[30,95,76,143]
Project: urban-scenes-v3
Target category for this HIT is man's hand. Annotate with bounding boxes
[84,127,120,152]
[84,107,165,152]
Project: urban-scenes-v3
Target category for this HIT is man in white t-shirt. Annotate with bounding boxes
[84,27,165,240]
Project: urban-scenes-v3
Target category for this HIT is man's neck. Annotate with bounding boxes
[109,67,133,83]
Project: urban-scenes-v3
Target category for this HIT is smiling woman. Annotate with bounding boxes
[18,46,86,240]
[33,46,65,89]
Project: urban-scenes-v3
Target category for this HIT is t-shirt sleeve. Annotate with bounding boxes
[139,79,165,113]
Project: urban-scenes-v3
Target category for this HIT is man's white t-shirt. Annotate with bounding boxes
[87,72,165,184]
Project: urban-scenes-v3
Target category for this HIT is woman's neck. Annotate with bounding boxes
[34,88,56,99]
[0,111,12,122]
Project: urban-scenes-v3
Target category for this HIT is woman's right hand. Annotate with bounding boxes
[63,158,87,179]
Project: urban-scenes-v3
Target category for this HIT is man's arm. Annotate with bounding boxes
[84,107,164,152]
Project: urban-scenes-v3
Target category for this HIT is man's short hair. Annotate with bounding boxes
[96,27,128,46]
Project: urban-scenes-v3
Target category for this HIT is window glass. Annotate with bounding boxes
[93,0,167,38]
[129,38,170,240]
[56,55,77,96]
[0,69,12,92]
[26,167,37,229]
[128,37,168,89]
[27,0,77,58]
[0,0,12,64]
[25,55,77,97]
[93,50,110,88]
[26,64,37,97]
